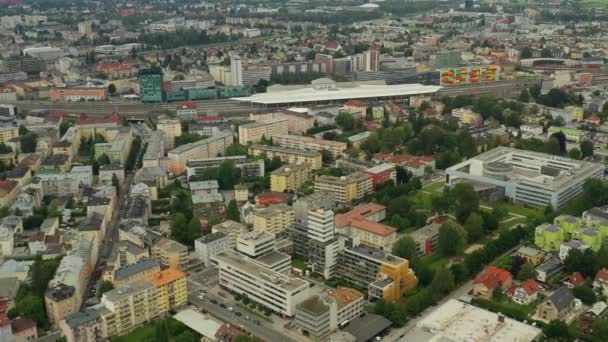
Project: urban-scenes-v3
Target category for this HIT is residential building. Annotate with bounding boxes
[520,124,544,136]
[507,279,540,305]
[94,129,133,165]
[45,284,78,326]
[293,192,335,223]
[0,125,18,145]
[144,268,188,313]
[234,184,249,202]
[513,246,545,266]
[533,286,575,322]
[70,165,93,187]
[363,164,396,191]
[151,237,188,270]
[157,118,182,150]
[75,112,122,140]
[212,220,248,249]
[11,317,37,341]
[110,259,161,288]
[253,203,294,235]
[238,118,288,144]
[175,102,198,120]
[195,232,230,266]
[451,108,482,126]
[314,172,373,203]
[536,257,563,283]
[59,309,102,342]
[408,222,442,256]
[472,266,513,300]
[271,163,311,192]
[99,164,124,186]
[446,147,605,208]
[564,106,584,122]
[305,208,342,279]
[336,244,417,301]
[559,240,589,262]
[273,135,347,160]
[593,269,608,294]
[167,132,233,175]
[547,126,585,143]
[186,156,265,179]
[249,144,323,170]
[214,250,312,317]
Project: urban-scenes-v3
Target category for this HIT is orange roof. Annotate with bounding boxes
[350,217,396,237]
[335,202,386,228]
[474,266,512,290]
[344,99,367,108]
[596,269,608,282]
[77,112,121,126]
[561,272,584,286]
[176,101,197,109]
[145,268,186,287]
[327,287,363,309]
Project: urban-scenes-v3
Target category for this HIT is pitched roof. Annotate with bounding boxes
[335,202,386,228]
[11,317,36,333]
[520,279,540,295]
[595,269,608,282]
[561,272,585,287]
[473,266,512,289]
[548,286,575,312]
[145,268,186,287]
[350,217,396,237]
[76,112,121,126]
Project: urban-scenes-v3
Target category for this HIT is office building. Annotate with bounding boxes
[157,118,182,150]
[167,132,233,175]
[336,244,417,301]
[139,68,163,103]
[214,250,311,317]
[446,147,605,208]
[306,208,342,279]
[273,134,347,160]
[186,156,265,179]
[253,203,294,235]
[249,144,323,170]
[236,230,276,258]
[238,118,288,144]
[212,220,248,249]
[314,172,373,203]
[271,163,311,192]
[151,237,188,270]
[195,232,231,266]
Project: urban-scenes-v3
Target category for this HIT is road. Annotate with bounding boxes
[187,279,299,342]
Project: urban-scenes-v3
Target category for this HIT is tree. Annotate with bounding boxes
[392,236,418,261]
[107,83,117,96]
[596,243,608,269]
[320,149,333,164]
[10,295,48,329]
[431,195,450,215]
[98,281,114,298]
[591,319,608,340]
[429,268,455,300]
[568,148,581,160]
[227,143,248,156]
[154,319,170,342]
[518,89,530,103]
[438,221,467,256]
[463,212,484,243]
[335,112,355,131]
[450,183,479,223]
[517,262,537,281]
[544,137,562,155]
[563,248,597,278]
[174,331,197,342]
[97,153,111,165]
[580,139,594,158]
[218,160,241,189]
[226,199,241,222]
[543,319,575,342]
[520,47,532,59]
[573,285,597,305]
[19,133,37,153]
[111,174,120,193]
[529,84,541,99]
[59,120,73,136]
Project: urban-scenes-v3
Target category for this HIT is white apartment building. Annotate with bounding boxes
[214,250,311,317]
[167,132,233,175]
[236,230,276,258]
[194,232,231,266]
[273,134,347,159]
[238,118,288,144]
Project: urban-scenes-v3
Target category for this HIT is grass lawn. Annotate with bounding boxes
[411,190,436,211]
[492,255,512,270]
[419,254,449,272]
[423,181,444,193]
[291,257,308,271]
[498,217,528,231]
[489,201,543,219]
[111,324,154,341]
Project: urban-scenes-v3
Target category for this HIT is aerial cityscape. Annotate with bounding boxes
[1,0,608,341]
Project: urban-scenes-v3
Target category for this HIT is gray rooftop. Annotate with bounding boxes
[343,314,392,342]
[114,259,159,281]
[197,232,228,244]
[548,286,575,312]
[65,308,100,328]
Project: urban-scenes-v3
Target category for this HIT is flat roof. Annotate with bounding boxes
[343,314,392,342]
[231,83,441,105]
[173,309,222,339]
[249,144,321,157]
[402,299,541,342]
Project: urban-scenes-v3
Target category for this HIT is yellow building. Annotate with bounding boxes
[253,203,294,235]
[157,118,182,150]
[451,108,482,126]
[565,106,584,122]
[270,163,311,192]
[314,172,373,203]
[377,257,418,301]
[0,125,18,145]
[144,268,188,312]
[75,112,122,140]
[151,237,189,270]
[249,144,323,170]
[238,117,288,144]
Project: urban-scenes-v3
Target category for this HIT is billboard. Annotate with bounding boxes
[439,65,500,86]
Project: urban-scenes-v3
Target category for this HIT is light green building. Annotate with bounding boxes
[574,228,603,251]
[535,223,564,252]
[554,215,583,239]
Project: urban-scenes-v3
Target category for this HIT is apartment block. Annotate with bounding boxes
[157,118,182,150]
[253,203,294,235]
[167,132,233,175]
[336,244,417,301]
[249,144,323,170]
[0,125,18,145]
[110,259,161,288]
[271,163,311,192]
[186,156,265,179]
[451,107,482,126]
[214,250,311,317]
[144,268,188,313]
[151,237,189,270]
[212,220,248,249]
[314,172,373,203]
[238,118,288,144]
[49,87,107,102]
[250,110,315,133]
[273,134,347,160]
[94,128,133,166]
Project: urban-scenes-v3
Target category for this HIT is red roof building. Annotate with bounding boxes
[507,279,540,305]
[586,114,601,125]
[594,269,608,293]
[255,192,291,207]
[473,266,513,299]
[561,272,585,288]
[76,112,122,126]
[175,101,197,110]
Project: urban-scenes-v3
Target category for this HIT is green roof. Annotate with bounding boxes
[547,126,583,135]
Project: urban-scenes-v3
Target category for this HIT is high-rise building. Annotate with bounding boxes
[230,55,243,87]
[157,118,182,150]
[307,208,342,279]
[139,68,163,103]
